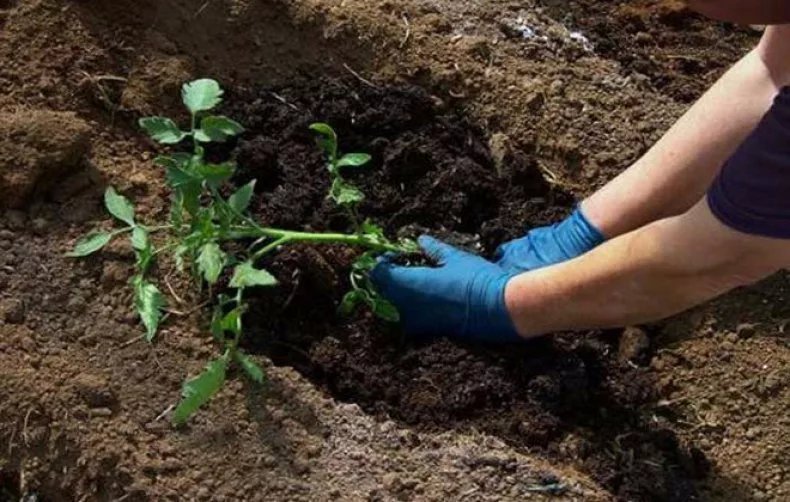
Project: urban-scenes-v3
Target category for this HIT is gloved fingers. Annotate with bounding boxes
[417,235,459,264]
[493,241,510,262]
[376,251,398,265]
[370,259,431,297]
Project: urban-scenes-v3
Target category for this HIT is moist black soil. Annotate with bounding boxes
[220,78,708,501]
[537,0,758,103]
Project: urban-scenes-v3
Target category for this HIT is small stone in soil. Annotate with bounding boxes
[618,326,651,364]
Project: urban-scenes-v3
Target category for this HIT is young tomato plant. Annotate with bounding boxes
[69,78,414,426]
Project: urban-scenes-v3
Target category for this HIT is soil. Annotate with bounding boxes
[0,0,787,501]
[535,0,759,103]
[222,78,703,501]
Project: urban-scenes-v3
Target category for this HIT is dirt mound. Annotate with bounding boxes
[224,78,707,500]
[0,110,91,208]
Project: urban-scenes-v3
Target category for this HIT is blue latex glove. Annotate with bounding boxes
[495,206,605,274]
[370,236,521,342]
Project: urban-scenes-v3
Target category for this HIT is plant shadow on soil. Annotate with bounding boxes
[214,77,711,500]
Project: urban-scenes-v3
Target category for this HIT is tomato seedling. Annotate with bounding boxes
[69,78,415,425]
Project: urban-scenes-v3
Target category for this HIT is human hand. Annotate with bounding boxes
[370,236,521,342]
[494,207,604,274]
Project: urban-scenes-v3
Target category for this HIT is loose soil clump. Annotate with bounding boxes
[225,78,707,500]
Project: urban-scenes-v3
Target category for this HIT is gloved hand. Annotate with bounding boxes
[370,236,521,342]
[494,206,604,274]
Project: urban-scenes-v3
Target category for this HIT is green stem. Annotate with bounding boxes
[190,113,198,152]
[251,236,289,261]
[233,226,403,253]
[140,224,175,233]
[110,227,134,237]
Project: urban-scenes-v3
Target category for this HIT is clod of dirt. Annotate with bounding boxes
[0,298,25,324]
[617,326,651,364]
[0,110,91,208]
[120,53,194,116]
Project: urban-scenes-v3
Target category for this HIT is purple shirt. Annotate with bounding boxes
[708,87,790,239]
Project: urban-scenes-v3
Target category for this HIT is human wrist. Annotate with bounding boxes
[503,273,551,339]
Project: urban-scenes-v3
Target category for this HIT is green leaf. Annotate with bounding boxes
[219,308,242,335]
[134,278,166,342]
[154,153,191,170]
[182,79,223,114]
[193,129,211,143]
[352,252,378,272]
[397,238,420,254]
[197,242,226,284]
[230,261,278,288]
[172,356,228,426]
[329,178,364,206]
[131,227,149,251]
[199,116,245,142]
[165,164,199,188]
[371,297,400,322]
[139,117,187,144]
[337,153,372,168]
[309,122,338,160]
[339,290,364,316]
[104,187,136,226]
[195,162,235,188]
[66,231,112,257]
[210,307,224,342]
[228,180,255,214]
[135,243,154,276]
[234,351,265,384]
[360,220,385,238]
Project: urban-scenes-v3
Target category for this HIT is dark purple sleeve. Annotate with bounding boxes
[707,87,790,239]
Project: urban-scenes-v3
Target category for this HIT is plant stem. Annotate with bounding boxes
[231,225,403,253]
[250,236,289,261]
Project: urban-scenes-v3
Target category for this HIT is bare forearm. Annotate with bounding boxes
[583,26,790,238]
[505,202,788,337]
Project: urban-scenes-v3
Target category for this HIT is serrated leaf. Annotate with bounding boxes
[199,116,244,142]
[329,178,364,206]
[134,278,166,342]
[197,242,226,284]
[66,231,112,257]
[172,356,228,426]
[230,261,278,288]
[104,187,135,226]
[182,79,223,114]
[337,153,372,168]
[234,351,265,384]
[139,117,187,144]
[228,180,255,214]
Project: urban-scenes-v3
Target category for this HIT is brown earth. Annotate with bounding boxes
[0,0,787,501]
